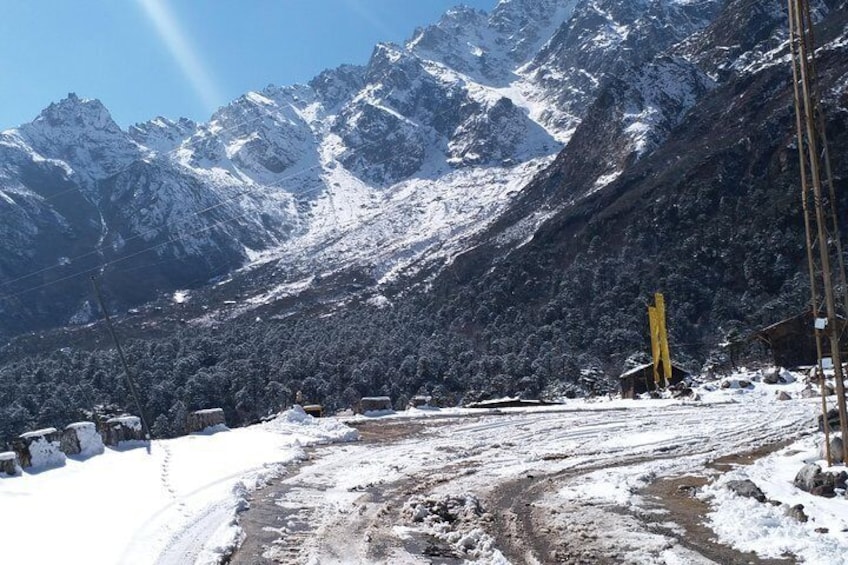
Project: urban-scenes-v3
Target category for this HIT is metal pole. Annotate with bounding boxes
[90,275,152,442]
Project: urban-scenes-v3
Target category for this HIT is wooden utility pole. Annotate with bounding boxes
[788,0,848,464]
[91,276,152,443]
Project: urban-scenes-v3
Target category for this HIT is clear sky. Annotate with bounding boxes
[0,0,496,130]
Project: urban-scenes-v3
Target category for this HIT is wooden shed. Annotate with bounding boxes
[619,363,689,399]
[187,408,227,433]
[751,310,847,368]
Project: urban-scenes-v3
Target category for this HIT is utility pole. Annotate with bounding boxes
[788,0,848,464]
[91,275,153,443]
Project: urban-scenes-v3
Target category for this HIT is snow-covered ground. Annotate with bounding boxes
[3,370,846,564]
[0,408,358,564]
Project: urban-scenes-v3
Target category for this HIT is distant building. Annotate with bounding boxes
[619,363,688,399]
[357,397,392,414]
[751,310,847,368]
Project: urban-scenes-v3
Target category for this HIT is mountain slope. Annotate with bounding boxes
[0,0,729,340]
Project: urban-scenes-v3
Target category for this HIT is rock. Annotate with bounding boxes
[818,408,841,432]
[819,436,845,463]
[762,369,781,384]
[815,527,829,534]
[673,387,694,398]
[802,387,819,399]
[726,479,766,502]
[776,391,792,401]
[677,484,699,496]
[811,484,836,498]
[794,462,847,496]
[823,384,836,396]
[795,463,823,492]
[785,504,808,523]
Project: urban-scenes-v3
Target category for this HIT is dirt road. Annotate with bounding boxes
[228,401,811,564]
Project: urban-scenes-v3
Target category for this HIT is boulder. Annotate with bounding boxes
[794,462,847,496]
[776,391,792,401]
[725,479,766,503]
[819,436,845,463]
[795,463,823,492]
[818,408,841,432]
[762,369,781,384]
[785,504,808,523]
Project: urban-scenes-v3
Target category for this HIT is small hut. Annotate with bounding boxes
[0,451,20,476]
[619,363,689,399]
[751,310,848,368]
[187,408,227,433]
[61,422,104,457]
[11,428,66,469]
[357,396,392,414]
[100,415,146,446]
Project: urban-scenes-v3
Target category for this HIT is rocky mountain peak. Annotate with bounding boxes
[128,116,197,154]
[29,92,122,135]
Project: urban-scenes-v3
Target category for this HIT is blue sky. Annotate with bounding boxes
[0,0,495,130]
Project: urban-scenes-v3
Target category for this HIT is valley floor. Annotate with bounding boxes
[4,371,847,564]
[227,375,847,564]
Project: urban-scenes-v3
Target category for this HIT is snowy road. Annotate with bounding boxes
[229,385,819,564]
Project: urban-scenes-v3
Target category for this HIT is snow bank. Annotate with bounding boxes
[264,405,360,443]
[0,408,359,564]
[700,435,848,563]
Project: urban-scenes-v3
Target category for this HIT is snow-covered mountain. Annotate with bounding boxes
[0,0,754,336]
